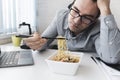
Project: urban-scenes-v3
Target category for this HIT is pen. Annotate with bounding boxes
[91,57,97,64]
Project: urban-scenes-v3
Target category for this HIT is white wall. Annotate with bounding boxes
[37,0,120,34]
[16,0,37,33]
[111,0,120,29]
[37,0,72,34]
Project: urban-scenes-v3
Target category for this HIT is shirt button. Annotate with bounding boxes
[109,42,112,45]
[106,21,109,24]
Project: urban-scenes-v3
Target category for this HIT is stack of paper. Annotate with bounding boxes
[92,57,120,80]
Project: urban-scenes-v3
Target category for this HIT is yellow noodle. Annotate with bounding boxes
[57,36,67,54]
[51,36,80,63]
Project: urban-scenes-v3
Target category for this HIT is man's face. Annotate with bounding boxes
[68,0,99,34]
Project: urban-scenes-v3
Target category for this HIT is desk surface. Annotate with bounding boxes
[0,45,107,80]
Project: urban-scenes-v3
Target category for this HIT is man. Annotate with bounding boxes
[24,0,120,64]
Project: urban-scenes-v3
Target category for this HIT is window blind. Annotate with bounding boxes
[0,0,37,36]
[0,0,17,34]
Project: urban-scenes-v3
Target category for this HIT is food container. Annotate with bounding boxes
[45,51,84,75]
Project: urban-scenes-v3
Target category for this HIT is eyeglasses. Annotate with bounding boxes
[69,8,94,25]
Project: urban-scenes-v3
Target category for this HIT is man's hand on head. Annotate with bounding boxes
[97,0,111,16]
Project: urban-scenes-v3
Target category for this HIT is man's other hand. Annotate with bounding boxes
[97,0,111,16]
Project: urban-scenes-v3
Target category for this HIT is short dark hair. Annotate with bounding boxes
[68,0,100,18]
[68,0,76,9]
[68,0,97,9]
[92,0,97,2]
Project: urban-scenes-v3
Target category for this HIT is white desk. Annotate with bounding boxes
[0,45,107,80]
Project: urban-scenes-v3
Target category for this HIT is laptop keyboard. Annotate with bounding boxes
[0,51,20,67]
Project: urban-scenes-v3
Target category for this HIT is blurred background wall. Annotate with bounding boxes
[37,0,120,34]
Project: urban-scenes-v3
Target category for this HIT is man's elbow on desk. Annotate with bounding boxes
[100,54,120,64]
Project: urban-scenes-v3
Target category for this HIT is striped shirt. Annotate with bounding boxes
[41,9,120,64]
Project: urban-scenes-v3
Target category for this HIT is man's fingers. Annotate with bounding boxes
[23,36,40,42]
[22,32,48,50]
[29,44,42,50]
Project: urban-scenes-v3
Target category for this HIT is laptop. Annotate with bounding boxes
[0,47,34,68]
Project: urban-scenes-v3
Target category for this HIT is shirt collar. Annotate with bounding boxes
[63,12,69,30]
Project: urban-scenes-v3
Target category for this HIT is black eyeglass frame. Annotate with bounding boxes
[69,8,96,25]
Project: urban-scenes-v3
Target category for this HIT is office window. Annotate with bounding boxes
[0,0,3,34]
[0,0,17,34]
[0,0,37,35]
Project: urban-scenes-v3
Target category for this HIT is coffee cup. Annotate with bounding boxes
[11,35,22,47]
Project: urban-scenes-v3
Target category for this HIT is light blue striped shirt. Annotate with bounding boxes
[41,9,120,64]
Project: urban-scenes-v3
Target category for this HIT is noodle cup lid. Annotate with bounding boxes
[45,51,84,75]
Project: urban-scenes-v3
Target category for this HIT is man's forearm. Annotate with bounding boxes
[99,14,120,64]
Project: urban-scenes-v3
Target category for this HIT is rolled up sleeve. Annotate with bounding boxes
[96,15,120,64]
